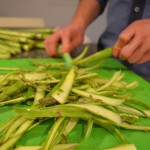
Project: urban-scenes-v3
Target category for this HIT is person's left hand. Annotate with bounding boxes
[113,19,150,64]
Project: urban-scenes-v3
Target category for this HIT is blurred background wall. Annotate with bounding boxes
[0,0,107,43]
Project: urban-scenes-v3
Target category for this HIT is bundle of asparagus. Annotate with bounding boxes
[0,28,56,59]
[0,48,150,150]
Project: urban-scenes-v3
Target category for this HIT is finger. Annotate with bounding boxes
[70,36,83,51]
[119,35,142,60]
[44,33,61,57]
[113,25,135,57]
[137,51,150,64]
[127,39,150,63]
[61,33,83,54]
[127,46,143,63]
[61,35,72,53]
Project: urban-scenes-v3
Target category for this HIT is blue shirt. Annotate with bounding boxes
[96,0,150,78]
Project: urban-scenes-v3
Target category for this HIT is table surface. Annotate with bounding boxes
[0,57,150,150]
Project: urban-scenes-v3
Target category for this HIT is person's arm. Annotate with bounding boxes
[113,19,150,64]
[71,0,101,33]
[44,0,101,57]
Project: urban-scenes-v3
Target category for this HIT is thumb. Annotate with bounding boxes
[61,37,72,53]
[113,25,135,57]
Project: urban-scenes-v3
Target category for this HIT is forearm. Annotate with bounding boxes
[70,0,101,32]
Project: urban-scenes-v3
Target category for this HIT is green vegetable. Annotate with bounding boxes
[76,47,113,66]
[0,27,56,58]
[0,51,150,149]
[51,66,76,104]
[57,44,73,68]
[103,144,137,150]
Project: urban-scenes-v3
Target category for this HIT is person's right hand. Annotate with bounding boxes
[44,23,85,57]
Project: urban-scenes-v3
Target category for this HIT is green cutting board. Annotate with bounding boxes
[0,58,150,150]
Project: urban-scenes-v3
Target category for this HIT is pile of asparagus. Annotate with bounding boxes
[0,28,56,58]
[0,48,150,150]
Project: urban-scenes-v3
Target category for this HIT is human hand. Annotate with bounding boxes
[44,23,84,57]
[113,19,150,64]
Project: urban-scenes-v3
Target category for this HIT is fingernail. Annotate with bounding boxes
[113,50,119,57]
[119,55,126,60]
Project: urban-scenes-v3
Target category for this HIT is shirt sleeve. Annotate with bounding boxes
[96,0,108,14]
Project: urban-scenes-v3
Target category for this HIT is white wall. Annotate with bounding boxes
[0,0,107,43]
